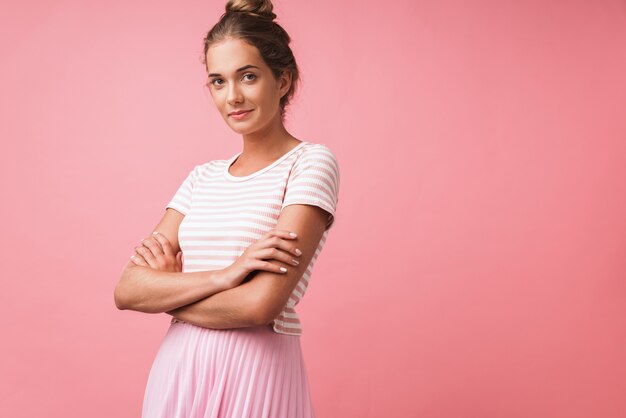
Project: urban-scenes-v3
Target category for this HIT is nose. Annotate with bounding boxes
[227,82,243,106]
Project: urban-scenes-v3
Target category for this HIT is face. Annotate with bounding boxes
[205,37,291,135]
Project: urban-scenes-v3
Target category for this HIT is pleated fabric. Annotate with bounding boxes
[141,321,316,418]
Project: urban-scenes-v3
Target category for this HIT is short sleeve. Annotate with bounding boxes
[165,165,200,216]
[281,146,340,231]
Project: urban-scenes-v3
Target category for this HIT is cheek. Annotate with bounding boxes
[210,90,226,108]
[254,88,277,109]
[251,81,276,99]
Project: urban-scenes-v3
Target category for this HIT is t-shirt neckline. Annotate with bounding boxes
[223,141,307,182]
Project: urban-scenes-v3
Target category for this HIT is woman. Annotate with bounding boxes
[113,0,340,416]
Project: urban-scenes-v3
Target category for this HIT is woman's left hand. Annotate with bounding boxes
[130,232,183,273]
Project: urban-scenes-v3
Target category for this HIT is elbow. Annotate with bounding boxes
[114,282,129,310]
[248,304,279,327]
[114,282,154,313]
[249,312,270,327]
[114,265,149,312]
[250,315,271,327]
[114,269,136,311]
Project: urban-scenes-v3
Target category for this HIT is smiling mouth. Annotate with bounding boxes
[229,110,254,121]
[229,110,253,116]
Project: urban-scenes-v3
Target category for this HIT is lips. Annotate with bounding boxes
[229,109,253,116]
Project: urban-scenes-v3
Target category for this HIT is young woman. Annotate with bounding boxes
[113,0,340,416]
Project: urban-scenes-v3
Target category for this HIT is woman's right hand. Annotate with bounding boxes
[222,229,302,289]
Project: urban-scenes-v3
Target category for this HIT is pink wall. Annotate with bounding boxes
[1,0,625,417]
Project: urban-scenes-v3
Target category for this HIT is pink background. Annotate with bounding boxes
[1,1,625,417]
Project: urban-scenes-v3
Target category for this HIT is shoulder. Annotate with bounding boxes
[299,141,338,158]
[188,159,224,176]
[295,142,340,172]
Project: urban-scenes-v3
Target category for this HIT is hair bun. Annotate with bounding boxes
[225,0,277,21]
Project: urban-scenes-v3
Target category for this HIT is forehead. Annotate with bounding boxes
[206,38,264,74]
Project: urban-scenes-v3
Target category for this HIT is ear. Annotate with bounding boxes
[279,69,292,98]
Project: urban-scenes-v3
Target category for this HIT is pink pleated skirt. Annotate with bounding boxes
[141,320,316,418]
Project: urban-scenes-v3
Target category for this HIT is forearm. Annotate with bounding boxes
[114,266,229,314]
[166,278,265,329]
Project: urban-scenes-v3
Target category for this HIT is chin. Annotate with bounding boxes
[226,116,263,134]
[228,123,255,135]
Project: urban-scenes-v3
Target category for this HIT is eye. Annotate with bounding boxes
[243,73,257,81]
[209,78,223,86]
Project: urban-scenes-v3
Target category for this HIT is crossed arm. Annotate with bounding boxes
[141,204,328,329]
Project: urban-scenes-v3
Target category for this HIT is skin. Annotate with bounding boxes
[116,37,330,329]
[206,37,302,172]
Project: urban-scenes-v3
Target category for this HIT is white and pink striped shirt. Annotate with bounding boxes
[166,141,340,336]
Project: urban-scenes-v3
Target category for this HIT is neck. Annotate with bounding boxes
[238,115,300,162]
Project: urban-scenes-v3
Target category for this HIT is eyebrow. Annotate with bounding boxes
[208,65,260,77]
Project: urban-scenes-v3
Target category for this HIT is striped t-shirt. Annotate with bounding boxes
[165,141,340,336]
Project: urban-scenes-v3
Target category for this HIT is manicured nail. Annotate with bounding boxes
[280,267,287,272]
[295,248,302,256]
[289,232,297,238]
[153,231,158,235]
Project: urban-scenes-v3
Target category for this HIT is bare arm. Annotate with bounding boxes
[113,208,229,313]
[166,204,328,329]
[165,274,261,329]
[114,262,229,313]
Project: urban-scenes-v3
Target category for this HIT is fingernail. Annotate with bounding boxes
[295,248,302,256]
[152,231,158,235]
[289,232,297,237]
[280,267,287,272]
